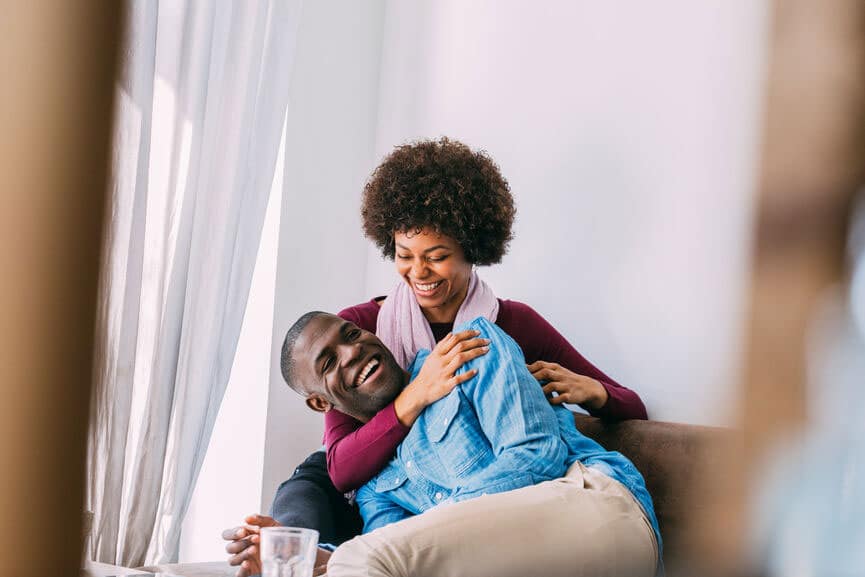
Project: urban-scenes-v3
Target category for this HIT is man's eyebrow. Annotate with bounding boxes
[395,243,451,253]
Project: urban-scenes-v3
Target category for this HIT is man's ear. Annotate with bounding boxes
[305,394,332,413]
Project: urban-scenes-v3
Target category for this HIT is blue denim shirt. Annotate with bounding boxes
[356,317,662,555]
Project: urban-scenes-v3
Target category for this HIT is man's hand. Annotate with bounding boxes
[393,329,489,426]
[312,548,332,576]
[528,361,609,410]
[222,514,280,577]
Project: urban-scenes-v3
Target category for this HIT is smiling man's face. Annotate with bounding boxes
[292,314,407,422]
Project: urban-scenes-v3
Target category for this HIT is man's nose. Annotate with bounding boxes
[337,341,362,367]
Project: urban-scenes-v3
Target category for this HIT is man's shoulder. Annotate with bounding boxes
[455,317,524,362]
[456,316,510,342]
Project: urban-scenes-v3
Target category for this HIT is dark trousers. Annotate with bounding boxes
[269,450,364,545]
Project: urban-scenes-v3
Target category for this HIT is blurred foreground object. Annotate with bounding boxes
[751,194,865,576]
[0,2,120,577]
[690,0,865,575]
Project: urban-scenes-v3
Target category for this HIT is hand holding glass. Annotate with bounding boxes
[260,527,319,577]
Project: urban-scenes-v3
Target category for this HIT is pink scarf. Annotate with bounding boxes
[376,270,500,369]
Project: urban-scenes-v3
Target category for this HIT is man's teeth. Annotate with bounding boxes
[415,280,443,291]
[356,358,380,386]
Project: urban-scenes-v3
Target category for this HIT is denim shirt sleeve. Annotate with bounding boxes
[355,482,413,533]
[450,317,568,502]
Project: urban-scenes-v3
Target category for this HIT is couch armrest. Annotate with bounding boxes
[573,413,739,565]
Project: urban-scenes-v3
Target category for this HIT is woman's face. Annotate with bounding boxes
[394,228,472,323]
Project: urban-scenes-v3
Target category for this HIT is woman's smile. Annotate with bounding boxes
[411,278,445,298]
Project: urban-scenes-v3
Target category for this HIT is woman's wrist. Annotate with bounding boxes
[393,381,426,427]
[585,380,609,410]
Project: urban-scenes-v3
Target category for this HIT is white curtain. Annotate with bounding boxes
[87,0,302,566]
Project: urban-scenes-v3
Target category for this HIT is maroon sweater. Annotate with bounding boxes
[326,297,647,492]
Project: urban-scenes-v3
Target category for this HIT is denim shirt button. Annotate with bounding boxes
[435,492,443,501]
[406,461,412,468]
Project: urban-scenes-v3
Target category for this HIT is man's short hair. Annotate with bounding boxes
[280,311,329,395]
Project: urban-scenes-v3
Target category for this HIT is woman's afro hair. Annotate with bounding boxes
[361,137,516,266]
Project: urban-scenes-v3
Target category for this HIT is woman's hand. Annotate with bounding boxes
[527,361,609,410]
[393,329,490,426]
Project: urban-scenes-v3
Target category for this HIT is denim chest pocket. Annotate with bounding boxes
[423,389,489,476]
[426,390,461,442]
[374,468,409,493]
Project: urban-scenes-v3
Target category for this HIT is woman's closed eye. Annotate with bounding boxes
[396,253,449,262]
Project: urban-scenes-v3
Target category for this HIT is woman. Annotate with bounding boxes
[228,138,648,573]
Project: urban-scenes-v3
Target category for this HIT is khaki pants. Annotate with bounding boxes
[328,462,659,577]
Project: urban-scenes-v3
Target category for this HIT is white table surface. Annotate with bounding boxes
[82,561,146,576]
[83,560,235,577]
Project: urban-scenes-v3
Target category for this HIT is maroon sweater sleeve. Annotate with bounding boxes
[324,300,411,492]
[497,300,648,421]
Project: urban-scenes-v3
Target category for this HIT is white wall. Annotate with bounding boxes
[365,0,769,425]
[261,0,386,511]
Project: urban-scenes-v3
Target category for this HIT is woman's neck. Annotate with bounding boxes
[422,307,456,324]
[420,287,467,324]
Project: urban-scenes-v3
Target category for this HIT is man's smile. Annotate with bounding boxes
[353,355,382,388]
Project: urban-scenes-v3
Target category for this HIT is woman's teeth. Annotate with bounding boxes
[356,358,380,386]
[415,280,443,292]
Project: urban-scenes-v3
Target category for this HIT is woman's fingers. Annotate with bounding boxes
[532,367,559,382]
[447,346,489,371]
[451,368,478,387]
[528,360,559,373]
[543,382,573,404]
[443,337,489,365]
[542,380,591,404]
[436,330,482,354]
[542,381,565,396]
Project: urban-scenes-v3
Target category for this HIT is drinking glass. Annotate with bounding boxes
[260,527,319,577]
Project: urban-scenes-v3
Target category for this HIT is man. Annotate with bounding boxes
[227,312,661,577]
